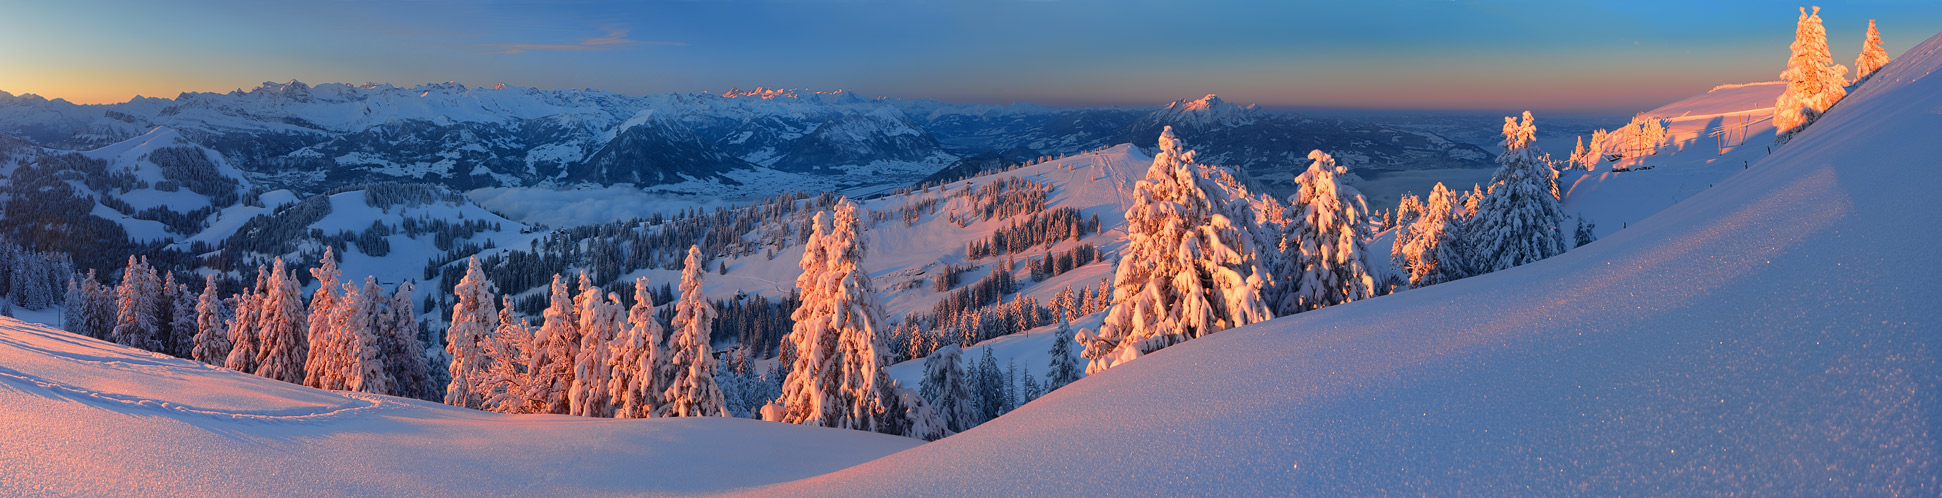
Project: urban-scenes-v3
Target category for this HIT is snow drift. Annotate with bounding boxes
[0,318,919,496]
[741,33,1942,497]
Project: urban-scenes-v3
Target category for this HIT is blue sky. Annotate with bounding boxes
[3,0,1939,112]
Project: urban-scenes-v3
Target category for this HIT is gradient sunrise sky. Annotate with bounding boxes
[3,0,1938,112]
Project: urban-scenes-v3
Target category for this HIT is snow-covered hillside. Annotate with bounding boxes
[742,32,1942,496]
[7,21,1937,498]
[1559,80,1787,238]
[0,316,919,496]
[548,144,1144,311]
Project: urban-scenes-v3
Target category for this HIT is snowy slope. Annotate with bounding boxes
[862,145,1142,318]
[210,184,538,322]
[0,317,920,497]
[0,126,256,248]
[524,145,1147,314]
[1559,81,1784,238]
[739,33,1942,497]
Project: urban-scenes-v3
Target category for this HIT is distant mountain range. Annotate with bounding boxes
[0,83,1493,197]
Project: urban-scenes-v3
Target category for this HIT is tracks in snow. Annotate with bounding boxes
[0,364,388,422]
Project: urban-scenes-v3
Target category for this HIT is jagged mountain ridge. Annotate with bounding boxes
[1115,94,1494,196]
[0,82,956,192]
[909,93,1495,197]
[0,84,1491,197]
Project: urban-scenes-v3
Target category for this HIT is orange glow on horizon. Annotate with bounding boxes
[0,68,226,105]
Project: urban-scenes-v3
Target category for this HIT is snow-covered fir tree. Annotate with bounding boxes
[716,350,782,418]
[1618,114,1668,160]
[1459,184,1484,222]
[828,201,897,431]
[61,274,86,335]
[64,270,116,341]
[252,257,310,384]
[1079,127,1274,374]
[770,211,837,424]
[609,276,665,419]
[570,282,622,417]
[1095,276,1112,312]
[533,274,581,414]
[444,256,497,409]
[1002,359,1020,414]
[662,245,726,418]
[166,274,196,358]
[1021,370,1042,404]
[1570,137,1588,170]
[1854,19,1889,84]
[111,256,163,351]
[892,385,946,441]
[1,244,69,312]
[304,248,348,390]
[1276,150,1376,313]
[970,347,1006,423]
[1394,194,1424,236]
[1574,216,1599,248]
[341,277,392,395]
[1060,285,1081,318]
[919,344,976,434]
[1398,182,1472,288]
[85,271,117,342]
[1775,6,1849,141]
[224,268,266,374]
[191,274,229,365]
[1577,130,1608,171]
[1389,196,1421,279]
[769,200,906,432]
[381,280,432,400]
[483,296,540,414]
[1470,112,1569,273]
[1045,319,1083,392]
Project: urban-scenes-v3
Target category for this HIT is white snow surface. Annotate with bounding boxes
[736,33,1942,496]
[0,317,920,497]
[9,33,1942,497]
[1560,80,1784,238]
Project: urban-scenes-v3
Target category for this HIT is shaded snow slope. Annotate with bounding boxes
[0,318,919,497]
[740,34,1942,497]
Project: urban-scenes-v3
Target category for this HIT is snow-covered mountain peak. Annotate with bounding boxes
[0,90,65,106]
[1179,93,1229,111]
[411,81,470,94]
[719,87,870,105]
[257,79,311,93]
[1152,93,1258,128]
[723,87,807,100]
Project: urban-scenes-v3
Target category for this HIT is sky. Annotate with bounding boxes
[2,0,1940,112]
